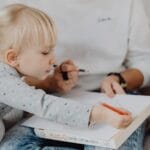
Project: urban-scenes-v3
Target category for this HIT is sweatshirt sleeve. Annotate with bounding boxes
[0,75,93,128]
[125,0,150,86]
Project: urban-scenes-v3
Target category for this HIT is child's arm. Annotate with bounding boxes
[0,63,132,129]
[23,60,78,93]
[21,76,133,129]
[90,104,132,128]
[0,70,91,128]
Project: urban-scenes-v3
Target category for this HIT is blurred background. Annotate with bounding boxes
[0,0,150,23]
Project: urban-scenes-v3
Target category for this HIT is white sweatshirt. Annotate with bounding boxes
[23,0,150,90]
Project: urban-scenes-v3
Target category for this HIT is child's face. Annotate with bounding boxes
[16,45,56,80]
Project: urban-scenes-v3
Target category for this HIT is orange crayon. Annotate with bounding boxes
[101,103,128,115]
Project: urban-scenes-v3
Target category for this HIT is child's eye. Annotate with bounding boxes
[41,52,49,55]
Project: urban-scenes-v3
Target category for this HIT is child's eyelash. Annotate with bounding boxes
[41,52,49,55]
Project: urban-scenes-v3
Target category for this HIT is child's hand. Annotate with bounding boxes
[90,105,132,129]
[51,60,78,93]
[22,76,49,91]
[22,60,78,93]
[22,76,40,87]
[100,75,125,97]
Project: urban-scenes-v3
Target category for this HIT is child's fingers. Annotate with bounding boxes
[67,72,78,80]
[62,59,74,65]
[61,64,77,72]
[114,113,132,128]
[60,59,77,71]
[121,115,133,127]
[54,67,77,82]
[61,60,75,70]
[22,76,40,85]
[58,80,74,92]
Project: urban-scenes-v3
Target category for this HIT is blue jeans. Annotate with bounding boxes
[0,123,145,150]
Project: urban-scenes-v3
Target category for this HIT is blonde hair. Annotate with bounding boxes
[0,4,56,59]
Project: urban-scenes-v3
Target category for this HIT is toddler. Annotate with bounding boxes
[0,4,132,150]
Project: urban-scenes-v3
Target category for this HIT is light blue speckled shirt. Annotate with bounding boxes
[0,62,93,128]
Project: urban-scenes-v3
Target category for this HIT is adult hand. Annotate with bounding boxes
[100,75,125,97]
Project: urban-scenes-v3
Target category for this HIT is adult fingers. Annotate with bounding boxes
[111,81,125,94]
[102,83,115,97]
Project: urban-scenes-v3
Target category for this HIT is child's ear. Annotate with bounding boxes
[4,49,18,67]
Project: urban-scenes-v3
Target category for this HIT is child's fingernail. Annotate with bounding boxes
[61,65,67,71]
[68,74,72,78]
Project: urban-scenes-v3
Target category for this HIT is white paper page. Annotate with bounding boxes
[57,90,150,117]
[23,116,118,141]
[22,90,150,142]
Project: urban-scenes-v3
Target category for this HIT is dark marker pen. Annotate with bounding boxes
[53,64,87,80]
[60,64,69,80]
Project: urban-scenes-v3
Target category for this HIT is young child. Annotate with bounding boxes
[0,4,132,149]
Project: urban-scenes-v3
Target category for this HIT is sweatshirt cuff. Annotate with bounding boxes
[130,62,150,87]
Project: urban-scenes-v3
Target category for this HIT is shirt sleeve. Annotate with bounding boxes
[0,75,93,128]
[125,0,150,86]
